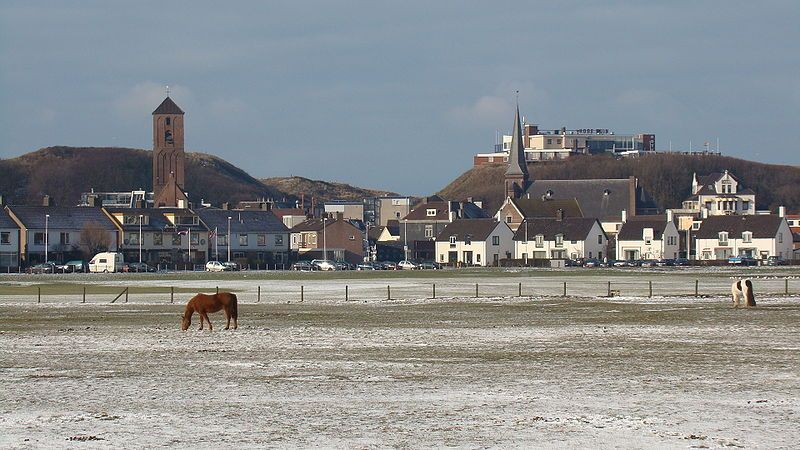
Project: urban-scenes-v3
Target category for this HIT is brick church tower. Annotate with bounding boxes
[152,96,188,207]
[504,103,530,199]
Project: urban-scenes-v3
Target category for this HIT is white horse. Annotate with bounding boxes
[731,279,756,308]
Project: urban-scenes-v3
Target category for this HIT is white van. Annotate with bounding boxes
[89,252,125,273]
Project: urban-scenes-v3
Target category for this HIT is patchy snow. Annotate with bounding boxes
[1,273,799,447]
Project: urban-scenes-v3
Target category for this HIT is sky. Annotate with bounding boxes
[1,1,799,196]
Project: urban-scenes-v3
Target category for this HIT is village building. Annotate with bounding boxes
[368,196,412,226]
[615,212,680,261]
[152,96,189,208]
[434,219,514,266]
[495,197,583,232]
[0,208,21,270]
[290,213,365,264]
[324,200,364,222]
[5,205,119,265]
[514,215,607,261]
[682,171,756,217]
[399,196,488,261]
[694,214,792,261]
[272,208,308,229]
[197,208,289,266]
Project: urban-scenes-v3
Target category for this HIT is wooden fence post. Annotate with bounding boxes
[83,286,86,303]
[695,280,699,297]
[387,285,391,300]
[216,286,219,294]
[649,281,653,298]
[518,282,522,297]
[257,286,261,303]
[124,287,129,303]
[432,283,436,299]
[346,285,349,302]
[38,286,41,304]
[786,279,789,295]
[607,281,611,297]
[301,285,304,302]
[170,286,174,304]
[475,283,478,298]
[563,281,567,297]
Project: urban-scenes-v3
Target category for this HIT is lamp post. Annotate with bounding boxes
[138,214,143,264]
[403,219,408,261]
[227,216,232,263]
[44,214,49,263]
[322,217,327,260]
[214,226,219,261]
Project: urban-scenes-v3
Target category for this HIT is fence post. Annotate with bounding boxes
[83,286,86,303]
[649,281,653,298]
[301,285,304,302]
[432,283,436,299]
[171,286,174,303]
[475,283,478,298]
[519,282,522,297]
[216,286,219,294]
[563,281,567,297]
[125,287,128,303]
[607,281,611,297]
[387,285,391,300]
[786,279,789,295]
[38,286,41,304]
[346,285,349,302]
[258,286,261,303]
[695,280,699,297]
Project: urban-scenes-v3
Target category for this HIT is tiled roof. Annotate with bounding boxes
[8,206,118,230]
[197,208,287,233]
[696,172,724,186]
[524,178,635,221]
[510,197,583,218]
[152,97,184,115]
[513,217,600,241]
[105,207,173,231]
[403,201,450,221]
[695,215,785,239]
[435,219,504,242]
[0,209,19,229]
[617,216,670,241]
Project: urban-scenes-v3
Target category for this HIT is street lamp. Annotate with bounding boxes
[138,214,143,264]
[44,214,49,263]
[227,216,232,263]
[403,219,408,261]
[322,217,327,260]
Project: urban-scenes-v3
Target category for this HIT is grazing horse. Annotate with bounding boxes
[181,292,238,331]
[731,279,756,308]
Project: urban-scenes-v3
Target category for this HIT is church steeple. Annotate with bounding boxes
[505,100,530,199]
[152,94,186,207]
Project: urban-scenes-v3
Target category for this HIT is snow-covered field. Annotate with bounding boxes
[1,271,799,448]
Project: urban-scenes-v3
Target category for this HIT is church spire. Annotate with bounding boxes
[504,96,530,199]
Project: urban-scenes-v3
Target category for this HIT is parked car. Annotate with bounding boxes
[728,256,757,266]
[28,262,56,274]
[356,263,376,270]
[416,261,442,270]
[612,260,628,268]
[582,258,600,268]
[205,260,227,272]
[674,258,690,266]
[291,261,314,271]
[126,262,155,272]
[656,259,675,267]
[311,259,336,271]
[377,261,397,270]
[334,261,353,270]
[89,252,125,273]
[640,259,657,267]
[56,260,86,273]
[765,256,786,266]
[397,260,417,270]
[222,262,240,271]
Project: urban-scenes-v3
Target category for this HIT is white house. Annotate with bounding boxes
[615,211,680,260]
[514,217,608,260]
[197,208,289,265]
[682,170,756,216]
[0,208,21,269]
[694,214,792,261]
[435,219,514,266]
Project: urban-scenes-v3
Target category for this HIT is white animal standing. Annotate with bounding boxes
[731,279,756,308]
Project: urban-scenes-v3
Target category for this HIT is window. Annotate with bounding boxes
[165,130,173,144]
[535,235,544,248]
[349,235,355,241]
[191,233,199,245]
[555,234,563,247]
[60,232,70,245]
[476,254,481,263]
[165,117,171,126]
[395,212,401,219]
[218,234,227,246]
[778,232,783,244]
[1,232,9,244]
[275,235,283,245]
[172,233,182,245]
[257,234,267,246]
[425,225,433,238]
[492,236,500,245]
[547,138,552,145]
[571,240,577,244]
[239,234,249,246]
[34,232,45,245]
[153,232,162,246]
[597,234,603,244]
[742,231,752,243]
[128,233,139,245]
[176,216,199,225]
[692,222,700,230]
[742,201,750,211]
[233,252,245,259]
[426,209,437,217]
[506,215,512,224]
[449,235,456,246]
[718,232,728,245]
[465,234,472,245]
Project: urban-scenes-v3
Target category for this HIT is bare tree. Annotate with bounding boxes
[80,221,111,259]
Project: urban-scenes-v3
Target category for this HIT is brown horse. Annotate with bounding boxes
[181,292,238,331]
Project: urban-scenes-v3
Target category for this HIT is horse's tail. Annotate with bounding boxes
[230,293,238,319]
[745,279,756,307]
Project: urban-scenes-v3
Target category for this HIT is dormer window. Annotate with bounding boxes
[449,235,456,247]
[465,234,472,245]
[718,232,728,245]
[426,209,437,217]
[742,231,752,243]
[535,235,544,248]
[555,234,563,247]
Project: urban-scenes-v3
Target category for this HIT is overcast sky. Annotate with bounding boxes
[1,1,798,195]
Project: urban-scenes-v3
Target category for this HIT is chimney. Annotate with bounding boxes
[621,209,627,223]
[555,209,564,221]
[42,195,51,207]
[779,206,786,217]
[221,202,229,210]
[701,207,709,219]
[666,209,674,223]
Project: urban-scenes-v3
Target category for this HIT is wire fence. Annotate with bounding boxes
[2,277,798,305]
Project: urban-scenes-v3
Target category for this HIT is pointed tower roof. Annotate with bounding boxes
[505,103,528,176]
[152,97,185,115]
